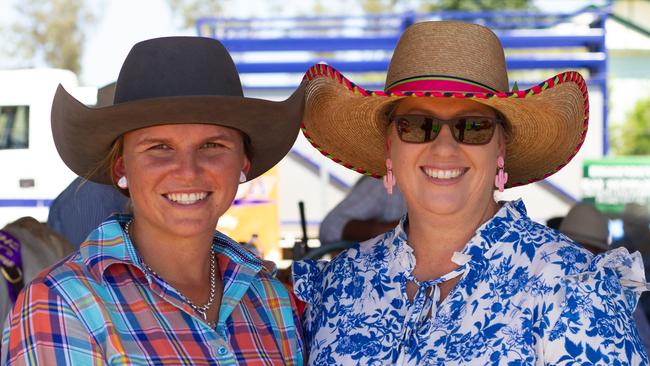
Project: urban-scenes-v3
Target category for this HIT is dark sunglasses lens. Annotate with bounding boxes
[395,115,498,144]
[454,118,496,144]
[396,116,433,143]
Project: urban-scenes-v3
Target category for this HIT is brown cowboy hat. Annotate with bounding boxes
[301,21,589,188]
[52,36,305,185]
[559,203,610,251]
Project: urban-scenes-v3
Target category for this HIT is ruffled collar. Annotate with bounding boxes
[359,199,528,281]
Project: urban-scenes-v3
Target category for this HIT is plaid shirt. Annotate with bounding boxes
[1,215,304,365]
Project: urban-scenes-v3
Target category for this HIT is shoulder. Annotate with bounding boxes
[478,211,596,308]
[293,231,395,304]
[24,251,94,301]
[504,220,644,302]
[293,230,400,304]
[2,262,104,365]
[491,207,594,279]
[512,226,645,324]
[292,242,362,304]
[529,221,593,274]
[254,260,295,297]
[5,257,86,334]
[49,177,82,203]
[542,247,649,364]
[213,231,294,299]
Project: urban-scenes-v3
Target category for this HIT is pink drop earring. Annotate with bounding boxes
[383,158,396,195]
[494,156,508,192]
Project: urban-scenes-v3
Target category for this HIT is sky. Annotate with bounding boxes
[1,0,377,86]
[0,0,606,87]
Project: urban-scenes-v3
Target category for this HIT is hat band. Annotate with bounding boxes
[387,75,498,94]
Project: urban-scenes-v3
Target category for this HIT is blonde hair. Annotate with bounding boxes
[82,137,125,190]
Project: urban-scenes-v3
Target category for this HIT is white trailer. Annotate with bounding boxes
[0,69,96,226]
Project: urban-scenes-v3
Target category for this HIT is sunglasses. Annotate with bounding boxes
[390,114,504,145]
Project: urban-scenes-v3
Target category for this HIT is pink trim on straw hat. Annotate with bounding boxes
[387,75,498,93]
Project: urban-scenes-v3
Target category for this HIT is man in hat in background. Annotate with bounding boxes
[319,175,407,245]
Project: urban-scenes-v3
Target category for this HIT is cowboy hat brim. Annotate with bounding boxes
[302,64,588,188]
[52,83,305,184]
[562,230,610,251]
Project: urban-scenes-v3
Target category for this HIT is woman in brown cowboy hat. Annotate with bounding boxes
[293,21,648,365]
[2,37,305,365]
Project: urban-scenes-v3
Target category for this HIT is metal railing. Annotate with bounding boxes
[197,8,609,154]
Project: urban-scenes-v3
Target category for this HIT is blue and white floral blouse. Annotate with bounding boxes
[293,200,649,365]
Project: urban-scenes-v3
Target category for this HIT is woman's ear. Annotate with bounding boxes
[385,132,392,158]
[242,156,251,176]
[113,156,126,185]
[497,126,507,158]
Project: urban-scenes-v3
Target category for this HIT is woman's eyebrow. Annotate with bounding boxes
[135,137,172,146]
[203,133,235,141]
[135,132,238,147]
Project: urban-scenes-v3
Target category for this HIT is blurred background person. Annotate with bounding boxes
[319,175,406,245]
[1,217,74,323]
[47,177,129,248]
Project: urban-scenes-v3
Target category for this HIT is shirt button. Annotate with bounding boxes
[217,346,228,356]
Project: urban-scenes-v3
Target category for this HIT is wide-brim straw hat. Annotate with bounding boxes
[301,21,589,188]
[52,36,304,185]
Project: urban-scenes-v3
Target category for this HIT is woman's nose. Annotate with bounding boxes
[175,150,201,179]
[428,125,459,154]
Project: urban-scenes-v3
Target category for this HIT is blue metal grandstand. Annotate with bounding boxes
[196,7,609,155]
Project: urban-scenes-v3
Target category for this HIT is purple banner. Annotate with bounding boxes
[0,230,23,303]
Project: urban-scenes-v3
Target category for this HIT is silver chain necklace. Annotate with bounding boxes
[124,219,217,327]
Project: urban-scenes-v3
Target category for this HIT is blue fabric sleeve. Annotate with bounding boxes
[292,259,328,305]
[543,248,649,365]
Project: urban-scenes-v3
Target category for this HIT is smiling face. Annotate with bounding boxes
[114,123,250,238]
[387,97,506,217]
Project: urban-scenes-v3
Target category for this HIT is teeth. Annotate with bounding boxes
[165,192,208,205]
[423,168,463,179]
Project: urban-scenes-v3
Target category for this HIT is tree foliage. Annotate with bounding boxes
[166,0,224,29]
[425,0,533,11]
[10,0,96,75]
[361,0,400,13]
[360,0,534,13]
[317,0,534,14]
[614,96,650,156]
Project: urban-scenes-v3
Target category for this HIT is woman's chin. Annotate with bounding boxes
[416,196,468,216]
[162,217,217,237]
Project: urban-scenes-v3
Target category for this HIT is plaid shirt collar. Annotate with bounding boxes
[81,214,275,281]
[80,214,277,325]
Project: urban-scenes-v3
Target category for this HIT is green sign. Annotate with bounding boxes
[582,156,650,213]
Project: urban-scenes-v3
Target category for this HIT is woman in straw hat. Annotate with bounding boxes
[293,21,648,365]
[2,37,305,365]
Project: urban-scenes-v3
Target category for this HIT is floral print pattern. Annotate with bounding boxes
[293,200,649,365]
